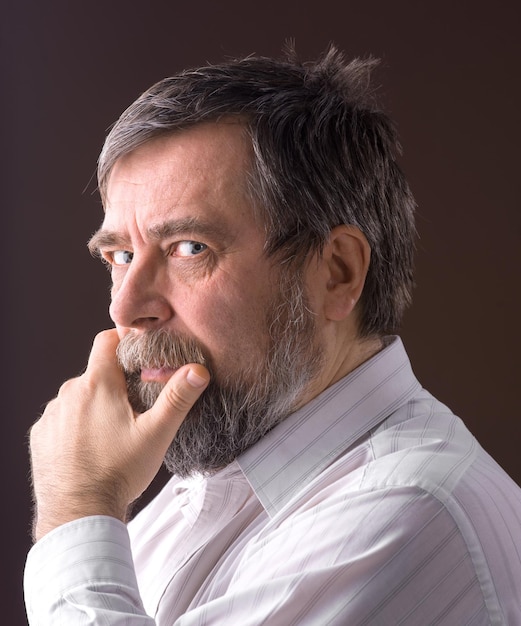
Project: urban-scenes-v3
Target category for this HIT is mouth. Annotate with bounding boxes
[140,366,178,383]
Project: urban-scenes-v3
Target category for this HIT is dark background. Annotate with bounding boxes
[2,1,520,623]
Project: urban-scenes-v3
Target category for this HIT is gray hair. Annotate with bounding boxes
[97,45,417,337]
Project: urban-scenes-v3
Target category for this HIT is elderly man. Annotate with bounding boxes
[25,47,521,624]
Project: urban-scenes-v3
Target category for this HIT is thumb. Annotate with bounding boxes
[141,363,210,444]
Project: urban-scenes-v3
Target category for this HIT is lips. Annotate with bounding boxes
[140,366,178,382]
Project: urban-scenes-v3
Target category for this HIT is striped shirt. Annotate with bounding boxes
[24,337,521,624]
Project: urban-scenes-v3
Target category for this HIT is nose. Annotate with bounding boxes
[109,254,173,330]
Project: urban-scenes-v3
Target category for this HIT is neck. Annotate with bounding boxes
[299,333,384,409]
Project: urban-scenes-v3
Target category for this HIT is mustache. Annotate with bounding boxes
[116,329,208,374]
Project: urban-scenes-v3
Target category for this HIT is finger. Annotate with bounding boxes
[141,363,210,442]
[85,329,121,374]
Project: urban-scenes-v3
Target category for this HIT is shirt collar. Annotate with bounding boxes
[237,336,421,517]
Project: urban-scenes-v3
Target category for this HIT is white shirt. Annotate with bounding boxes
[24,337,521,624]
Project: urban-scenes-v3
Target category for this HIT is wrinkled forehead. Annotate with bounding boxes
[94,122,267,248]
[99,118,253,204]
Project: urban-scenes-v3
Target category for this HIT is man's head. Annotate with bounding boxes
[89,46,417,475]
[98,45,416,338]
[90,122,325,476]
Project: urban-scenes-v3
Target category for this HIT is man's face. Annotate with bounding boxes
[92,122,323,475]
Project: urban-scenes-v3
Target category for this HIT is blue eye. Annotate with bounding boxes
[175,241,208,257]
[112,250,134,265]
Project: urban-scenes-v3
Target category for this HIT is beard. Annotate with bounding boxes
[116,271,323,477]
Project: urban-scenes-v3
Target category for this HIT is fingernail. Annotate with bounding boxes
[187,368,208,388]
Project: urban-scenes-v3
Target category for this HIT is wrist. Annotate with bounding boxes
[33,487,130,541]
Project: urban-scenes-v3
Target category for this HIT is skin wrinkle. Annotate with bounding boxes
[89,216,235,264]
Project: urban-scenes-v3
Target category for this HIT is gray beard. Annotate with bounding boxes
[116,274,323,477]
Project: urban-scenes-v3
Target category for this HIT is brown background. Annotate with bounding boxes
[2,1,520,623]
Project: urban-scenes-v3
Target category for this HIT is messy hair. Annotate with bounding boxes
[97,45,416,336]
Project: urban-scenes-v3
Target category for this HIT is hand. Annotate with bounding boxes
[29,329,209,541]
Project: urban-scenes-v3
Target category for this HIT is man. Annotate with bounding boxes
[25,47,521,624]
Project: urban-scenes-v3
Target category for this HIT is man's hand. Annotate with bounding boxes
[29,329,209,541]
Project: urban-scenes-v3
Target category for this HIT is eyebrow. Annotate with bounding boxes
[88,216,231,255]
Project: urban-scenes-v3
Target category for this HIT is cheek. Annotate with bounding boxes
[183,286,272,358]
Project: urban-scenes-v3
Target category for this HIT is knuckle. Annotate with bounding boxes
[163,384,195,413]
[57,377,77,396]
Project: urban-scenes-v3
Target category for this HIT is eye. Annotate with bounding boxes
[174,241,208,257]
[111,250,134,265]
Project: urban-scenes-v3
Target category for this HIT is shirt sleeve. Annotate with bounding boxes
[24,516,155,625]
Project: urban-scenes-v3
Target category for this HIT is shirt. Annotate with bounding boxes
[24,337,521,625]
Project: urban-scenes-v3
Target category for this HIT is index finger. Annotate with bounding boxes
[85,328,121,374]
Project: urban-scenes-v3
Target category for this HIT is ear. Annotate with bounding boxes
[322,225,371,321]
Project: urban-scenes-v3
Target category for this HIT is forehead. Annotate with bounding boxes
[102,122,258,236]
